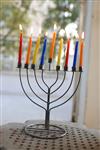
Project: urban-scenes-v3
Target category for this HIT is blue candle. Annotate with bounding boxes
[72,40,79,71]
[39,34,47,68]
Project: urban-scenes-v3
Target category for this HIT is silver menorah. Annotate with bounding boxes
[17,57,82,139]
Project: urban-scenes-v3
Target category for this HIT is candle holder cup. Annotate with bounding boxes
[17,60,82,139]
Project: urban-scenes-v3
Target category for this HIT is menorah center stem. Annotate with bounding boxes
[45,88,51,129]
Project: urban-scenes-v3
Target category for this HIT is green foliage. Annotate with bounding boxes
[21,0,32,9]
[0,0,33,55]
[0,0,80,70]
[43,0,79,30]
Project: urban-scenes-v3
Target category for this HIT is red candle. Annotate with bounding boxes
[18,24,23,67]
[64,38,70,70]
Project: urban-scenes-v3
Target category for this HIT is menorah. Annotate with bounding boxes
[17,62,82,139]
[17,25,84,139]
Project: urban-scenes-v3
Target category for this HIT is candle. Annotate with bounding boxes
[72,33,79,71]
[24,34,32,68]
[31,31,41,68]
[64,37,70,70]
[39,32,47,69]
[48,24,57,63]
[79,32,84,70]
[18,24,23,68]
[57,38,63,67]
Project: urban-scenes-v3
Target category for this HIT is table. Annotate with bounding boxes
[0,120,100,150]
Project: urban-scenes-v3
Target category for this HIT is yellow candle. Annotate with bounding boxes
[25,35,32,65]
[57,38,63,66]
[32,35,41,65]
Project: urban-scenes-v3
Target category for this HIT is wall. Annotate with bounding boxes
[85,1,100,129]
[78,0,100,129]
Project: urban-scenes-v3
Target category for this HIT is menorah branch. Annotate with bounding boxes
[50,71,66,94]
[50,72,74,104]
[19,68,46,111]
[33,69,48,94]
[41,70,49,88]
[50,72,82,110]
[26,69,47,104]
[50,71,59,89]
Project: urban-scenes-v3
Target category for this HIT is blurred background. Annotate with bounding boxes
[0,0,100,129]
[0,0,80,70]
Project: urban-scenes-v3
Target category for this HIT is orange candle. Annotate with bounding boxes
[48,24,57,63]
[25,35,32,67]
[79,32,84,68]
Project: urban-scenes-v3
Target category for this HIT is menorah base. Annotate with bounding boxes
[24,123,66,139]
